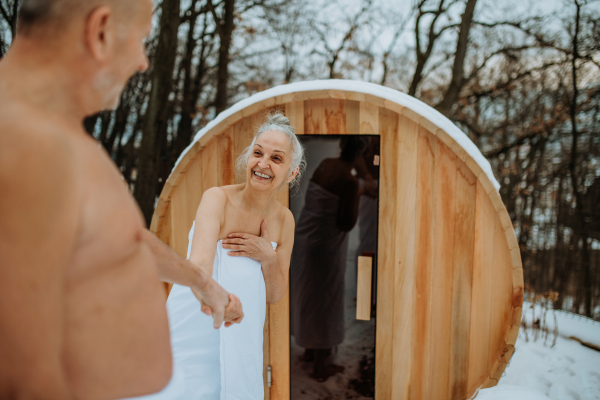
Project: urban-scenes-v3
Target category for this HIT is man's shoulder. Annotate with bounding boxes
[0,105,77,184]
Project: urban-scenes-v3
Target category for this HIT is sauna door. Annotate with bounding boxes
[289,135,379,399]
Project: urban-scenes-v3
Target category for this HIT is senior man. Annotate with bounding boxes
[0,0,242,399]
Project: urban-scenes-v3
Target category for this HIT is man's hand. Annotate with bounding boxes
[191,278,243,329]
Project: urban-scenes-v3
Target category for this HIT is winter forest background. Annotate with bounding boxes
[1,0,599,320]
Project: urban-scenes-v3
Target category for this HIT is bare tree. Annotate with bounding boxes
[135,0,181,225]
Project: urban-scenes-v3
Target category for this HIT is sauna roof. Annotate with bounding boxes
[173,79,500,191]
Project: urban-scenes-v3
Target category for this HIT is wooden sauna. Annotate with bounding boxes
[150,80,524,400]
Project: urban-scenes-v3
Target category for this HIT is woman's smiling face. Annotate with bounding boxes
[247,130,296,191]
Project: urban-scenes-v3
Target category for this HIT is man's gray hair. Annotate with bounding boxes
[17,0,133,32]
[235,112,306,190]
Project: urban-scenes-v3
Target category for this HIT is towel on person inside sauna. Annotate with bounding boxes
[165,221,275,399]
[290,181,350,349]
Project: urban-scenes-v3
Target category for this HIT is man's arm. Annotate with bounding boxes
[142,188,243,328]
[142,229,207,289]
[0,128,78,398]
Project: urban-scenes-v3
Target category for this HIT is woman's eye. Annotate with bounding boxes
[254,151,261,156]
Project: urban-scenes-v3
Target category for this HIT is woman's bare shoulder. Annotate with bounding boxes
[269,200,295,243]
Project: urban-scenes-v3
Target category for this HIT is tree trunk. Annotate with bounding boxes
[171,2,202,165]
[134,0,180,226]
[568,0,592,316]
[436,0,478,116]
[213,0,235,115]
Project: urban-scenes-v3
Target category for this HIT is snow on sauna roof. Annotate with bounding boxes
[174,80,500,190]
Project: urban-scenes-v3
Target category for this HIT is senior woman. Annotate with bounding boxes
[164,113,305,400]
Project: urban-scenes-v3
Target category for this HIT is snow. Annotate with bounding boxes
[172,80,500,191]
[476,308,600,400]
[521,303,600,349]
[476,335,600,400]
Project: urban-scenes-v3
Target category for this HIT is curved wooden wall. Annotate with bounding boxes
[150,89,524,400]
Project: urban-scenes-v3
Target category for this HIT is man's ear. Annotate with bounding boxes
[85,6,114,61]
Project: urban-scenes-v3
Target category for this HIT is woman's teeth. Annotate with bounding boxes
[254,171,271,179]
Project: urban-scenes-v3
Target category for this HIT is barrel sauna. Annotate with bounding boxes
[150,80,524,400]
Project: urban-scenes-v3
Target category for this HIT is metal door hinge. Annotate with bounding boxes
[267,365,272,388]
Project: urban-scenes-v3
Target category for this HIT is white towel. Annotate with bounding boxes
[167,222,275,399]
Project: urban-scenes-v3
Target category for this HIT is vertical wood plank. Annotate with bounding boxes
[359,101,379,134]
[303,99,325,134]
[269,185,290,400]
[356,256,373,321]
[159,203,173,296]
[346,100,360,133]
[157,204,172,247]
[375,108,399,399]
[467,181,496,393]
[429,139,457,400]
[218,128,235,186]
[285,101,304,135]
[304,99,349,134]
[449,161,477,399]
[489,215,513,372]
[233,115,256,183]
[409,128,437,400]
[263,312,271,400]
[201,138,220,191]
[185,157,203,223]
[170,179,190,258]
[391,114,419,400]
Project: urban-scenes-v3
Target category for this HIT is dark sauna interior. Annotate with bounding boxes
[289,135,380,399]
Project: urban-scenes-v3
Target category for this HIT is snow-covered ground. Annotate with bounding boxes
[477,309,600,400]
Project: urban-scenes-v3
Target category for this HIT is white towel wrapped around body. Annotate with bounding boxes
[166,222,275,399]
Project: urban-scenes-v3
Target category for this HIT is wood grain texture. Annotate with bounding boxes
[356,256,373,321]
[359,101,379,134]
[285,101,304,135]
[410,128,437,400]
[375,107,399,399]
[263,312,271,400]
[449,161,477,400]
[218,128,235,186]
[200,138,220,191]
[346,99,360,133]
[185,156,204,226]
[232,113,257,183]
[269,185,290,400]
[159,203,173,296]
[304,99,350,134]
[391,114,419,400]
[489,216,514,373]
[429,139,457,400]
[170,178,190,258]
[467,180,496,394]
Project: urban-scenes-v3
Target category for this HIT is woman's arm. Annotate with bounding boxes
[188,187,225,274]
[185,187,244,328]
[223,210,295,305]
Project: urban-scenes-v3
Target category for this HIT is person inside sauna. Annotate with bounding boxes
[163,113,305,399]
[291,137,369,382]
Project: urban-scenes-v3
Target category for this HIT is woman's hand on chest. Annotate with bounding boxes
[222,220,277,267]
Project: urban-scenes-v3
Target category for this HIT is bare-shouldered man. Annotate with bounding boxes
[0,1,242,399]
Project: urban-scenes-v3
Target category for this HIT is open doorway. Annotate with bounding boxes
[289,135,380,399]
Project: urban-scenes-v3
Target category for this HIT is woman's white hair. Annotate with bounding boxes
[235,112,306,190]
